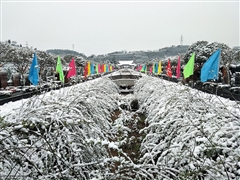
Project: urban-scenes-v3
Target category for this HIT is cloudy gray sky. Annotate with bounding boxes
[1,0,239,56]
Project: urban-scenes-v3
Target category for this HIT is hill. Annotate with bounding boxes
[87,45,190,64]
[46,49,87,59]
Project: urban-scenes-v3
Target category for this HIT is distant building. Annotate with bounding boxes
[117,60,136,69]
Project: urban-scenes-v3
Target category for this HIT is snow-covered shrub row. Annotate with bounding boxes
[0,77,120,179]
[134,76,240,179]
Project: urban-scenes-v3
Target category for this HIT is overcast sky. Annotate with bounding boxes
[1,0,239,56]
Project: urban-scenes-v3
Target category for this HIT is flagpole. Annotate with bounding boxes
[217,50,221,95]
[35,51,40,93]
[36,64,40,93]
[63,70,69,88]
[216,83,218,95]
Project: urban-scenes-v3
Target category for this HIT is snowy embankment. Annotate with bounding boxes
[134,76,240,179]
[0,77,121,179]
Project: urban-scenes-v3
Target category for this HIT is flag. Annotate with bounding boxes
[141,65,146,73]
[200,49,221,82]
[91,63,95,74]
[96,63,99,74]
[154,63,158,74]
[98,64,101,73]
[84,62,88,79]
[167,59,172,77]
[183,52,195,79]
[88,61,91,75]
[56,56,64,83]
[158,61,162,74]
[28,53,39,86]
[137,65,142,71]
[102,64,105,73]
[67,58,76,78]
[176,56,181,79]
[104,64,107,72]
[149,66,153,73]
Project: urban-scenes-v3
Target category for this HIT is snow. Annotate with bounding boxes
[0,75,240,179]
[1,99,28,117]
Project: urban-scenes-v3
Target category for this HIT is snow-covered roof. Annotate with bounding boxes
[118,60,134,65]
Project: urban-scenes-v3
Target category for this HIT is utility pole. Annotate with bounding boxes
[72,44,74,51]
[26,41,28,47]
[180,35,183,46]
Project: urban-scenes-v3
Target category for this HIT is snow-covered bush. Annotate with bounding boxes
[183,41,234,66]
[1,74,240,180]
[134,76,240,179]
[0,77,120,179]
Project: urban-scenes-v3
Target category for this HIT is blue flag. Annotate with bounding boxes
[91,63,95,74]
[106,65,109,72]
[200,49,221,82]
[28,53,39,86]
[154,63,158,73]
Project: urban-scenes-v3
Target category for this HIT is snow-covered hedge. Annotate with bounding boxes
[0,77,120,179]
[134,76,240,179]
[1,75,240,180]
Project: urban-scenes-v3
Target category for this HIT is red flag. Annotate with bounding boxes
[102,64,105,72]
[167,59,172,77]
[84,62,88,79]
[176,56,181,79]
[67,58,76,78]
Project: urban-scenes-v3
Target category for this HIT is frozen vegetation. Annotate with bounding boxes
[0,75,240,179]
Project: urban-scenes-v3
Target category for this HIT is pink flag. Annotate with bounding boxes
[176,56,181,79]
[98,64,101,73]
[137,65,142,71]
[149,66,153,73]
[67,58,76,78]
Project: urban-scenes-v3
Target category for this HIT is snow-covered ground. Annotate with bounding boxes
[0,75,239,179]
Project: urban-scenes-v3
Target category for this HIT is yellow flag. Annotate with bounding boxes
[88,61,91,75]
[158,61,162,74]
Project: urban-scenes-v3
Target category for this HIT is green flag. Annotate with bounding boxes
[56,56,64,83]
[96,63,99,74]
[183,52,195,79]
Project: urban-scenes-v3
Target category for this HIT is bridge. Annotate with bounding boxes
[105,69,143,93]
